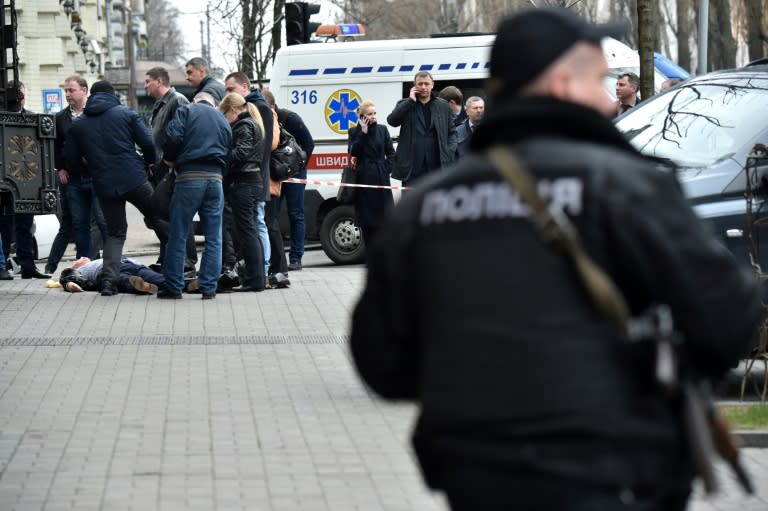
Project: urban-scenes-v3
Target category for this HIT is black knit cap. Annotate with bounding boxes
[90,80,115,95]
[490,7,628,94]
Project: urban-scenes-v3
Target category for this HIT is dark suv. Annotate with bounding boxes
[614,63,768,268]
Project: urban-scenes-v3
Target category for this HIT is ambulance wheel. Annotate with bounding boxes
[320,205,366,264]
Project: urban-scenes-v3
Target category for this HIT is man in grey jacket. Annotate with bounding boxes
[185,57,225,104]
[145,66,197,275]
[146,66,189,185]
[387,72,457,186]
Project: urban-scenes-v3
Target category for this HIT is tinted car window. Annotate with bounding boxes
[615,73,768,167]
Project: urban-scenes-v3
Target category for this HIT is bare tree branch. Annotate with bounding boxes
[146,0,185,65]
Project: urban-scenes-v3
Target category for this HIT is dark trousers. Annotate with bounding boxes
[47,183,72,271]
[276,166,306,264]
[361,225,379,253]
[221,200,237,271]
[99,182,168,286]
[228,183,265,287]
[0,213,35,272]
[151,172,197,269]
[116,260,165,293]
[267,198,288,275]
[67,177,108,259]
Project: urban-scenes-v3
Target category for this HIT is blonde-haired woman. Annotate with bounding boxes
[348,99,395,250]
[219,92,266,291]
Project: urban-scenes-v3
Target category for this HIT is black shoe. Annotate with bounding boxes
[288,262,302,271]
[202,292,216,300]
[101,280,118,296]
[44,265,56,274]
[157,287,182,299]
[232,284,264,292]
[0,268,13,280]
[148,263,162,273]
[21,268,52,279]
[217,272,239,291]
[268,272,290,289]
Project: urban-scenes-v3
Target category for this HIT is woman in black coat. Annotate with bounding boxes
[348,100,395,248]
[219,92,266,292]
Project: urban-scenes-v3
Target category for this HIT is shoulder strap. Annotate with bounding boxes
[486,145,629,333]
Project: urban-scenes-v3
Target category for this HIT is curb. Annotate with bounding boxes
[734,430,768,448]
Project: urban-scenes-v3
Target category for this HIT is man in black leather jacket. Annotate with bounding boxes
[350,7,762,511]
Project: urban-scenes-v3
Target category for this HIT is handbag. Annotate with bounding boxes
[486,145,753,496]
[337,164,356,204]
[270,126,307,181]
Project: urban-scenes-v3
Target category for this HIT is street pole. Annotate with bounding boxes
[200,20,205,60]
[206,4,211,66]
[697,0,708,75]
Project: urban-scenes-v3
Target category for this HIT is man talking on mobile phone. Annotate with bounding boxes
[386,72,457,187]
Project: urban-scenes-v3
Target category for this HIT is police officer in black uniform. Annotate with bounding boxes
[350,8,762,511]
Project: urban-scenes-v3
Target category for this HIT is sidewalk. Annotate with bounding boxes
[0,207,766,510]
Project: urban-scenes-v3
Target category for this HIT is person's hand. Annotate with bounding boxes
[409,87,418,102]
[65,282,83,293]
[163,159,174,168]
[57,169,69,185]
[359,115,369,134]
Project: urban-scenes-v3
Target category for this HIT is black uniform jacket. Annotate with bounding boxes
[350,97,762,489]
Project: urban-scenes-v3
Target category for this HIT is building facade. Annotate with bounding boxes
[15,0,147,113]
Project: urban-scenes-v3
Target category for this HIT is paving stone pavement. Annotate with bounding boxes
[0,206,766,510]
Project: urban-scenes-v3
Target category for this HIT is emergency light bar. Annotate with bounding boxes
[315,24,366,38]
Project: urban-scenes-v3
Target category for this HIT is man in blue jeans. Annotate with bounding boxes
[263,90,314,271]
[159,92,231,300]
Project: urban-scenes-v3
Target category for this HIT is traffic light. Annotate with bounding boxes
[285,2,304,46]
[285,2,321,45]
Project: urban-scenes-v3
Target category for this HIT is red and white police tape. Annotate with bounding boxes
[282,178,410,190]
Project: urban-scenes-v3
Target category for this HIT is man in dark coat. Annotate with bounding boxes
[350,8,762,511]
[455,96,485,158]
[65,80,167,296]
[185,57,225,104]
[272,96,314,271]
[387,71,457,186]
[438,85,467,127]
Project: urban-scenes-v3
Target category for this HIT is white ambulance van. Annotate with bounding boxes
[269,35,665,264]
